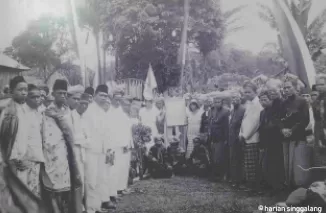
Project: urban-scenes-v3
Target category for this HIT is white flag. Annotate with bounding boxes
[143,64,157,100]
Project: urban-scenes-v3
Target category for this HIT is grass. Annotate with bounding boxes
[114,176,288,213]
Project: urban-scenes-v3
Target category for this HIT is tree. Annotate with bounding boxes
[4,15,81,84]
[77,0,106,83]
[257,0,326,61]
[102,0,225,93]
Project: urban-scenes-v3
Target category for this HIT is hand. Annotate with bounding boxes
[152,158,157,162]
[282,129,292,138]
[123,146,129,153]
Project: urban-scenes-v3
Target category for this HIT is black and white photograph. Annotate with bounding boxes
[1,0,326,212]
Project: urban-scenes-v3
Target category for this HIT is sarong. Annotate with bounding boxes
[15,161,41,197]
[283,141,312,187]
[243,143,259,182]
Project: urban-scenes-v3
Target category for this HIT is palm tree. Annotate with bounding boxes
[223,5,247,36]
[257,0,326,61]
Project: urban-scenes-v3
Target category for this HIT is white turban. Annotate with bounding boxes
[68,85,84,95]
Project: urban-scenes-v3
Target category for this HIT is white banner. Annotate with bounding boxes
[165,98,186,126]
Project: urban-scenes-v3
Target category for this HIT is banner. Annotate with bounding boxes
[165,98,186,126]
[143,64,157,100]
[273,0,316,88]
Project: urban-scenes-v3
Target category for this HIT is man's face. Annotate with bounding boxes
[243,87,256,101]
[112,95,121,108]
[94,92,109,106]
[154,138,163,146]
[283,82,295,97]
[231,95,241,106]
[268,89,280,100]
[52,89,67,105]
[40,89,47,104]
[12,82,28,103]
[316,78,326,93]
[155,101,164,110]
[259,95,272,108]
[76,100,89,115]
[213,98,222,108]
[301,94,312,104]
[67,93,81,110]
[311,91,319,102]
[27,89,41,109]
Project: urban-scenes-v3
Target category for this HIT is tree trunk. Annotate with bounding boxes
[102,33,107,82]
[95,33,102,84]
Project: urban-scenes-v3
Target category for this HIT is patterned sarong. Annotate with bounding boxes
[243,143,259,182]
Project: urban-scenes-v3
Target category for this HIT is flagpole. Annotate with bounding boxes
[179,0,189,95]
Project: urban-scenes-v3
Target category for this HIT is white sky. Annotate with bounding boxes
[1,0,326,54]
[221,0,326,54]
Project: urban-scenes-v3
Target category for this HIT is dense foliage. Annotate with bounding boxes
[4,15,82,85]
[102,0,225,93]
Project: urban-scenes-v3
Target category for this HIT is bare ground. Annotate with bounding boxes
[113,176,289,213]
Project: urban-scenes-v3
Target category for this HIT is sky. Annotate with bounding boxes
[1,0,326,54]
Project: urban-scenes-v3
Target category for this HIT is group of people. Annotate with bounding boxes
[2,74,326,213]
[0,76,136,213]
[144,75,326,197]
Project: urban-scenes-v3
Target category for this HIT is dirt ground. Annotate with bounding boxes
[113,176,289,213]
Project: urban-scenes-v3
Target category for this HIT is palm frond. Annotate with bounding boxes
[223,5,247,20]
[308,8,326,38]
[257,3,278,30]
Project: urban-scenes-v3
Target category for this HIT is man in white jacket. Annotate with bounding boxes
[84,85,116,213]
[239,81,263,192]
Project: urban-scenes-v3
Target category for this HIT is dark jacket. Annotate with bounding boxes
[200,110,210,134]
[279,94,310,142]
[148,144,170,166]
[208,107,229,143]
[228,104,245,146]
[313,93,326,145]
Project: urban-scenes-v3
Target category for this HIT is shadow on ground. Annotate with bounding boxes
[114,176,288,213]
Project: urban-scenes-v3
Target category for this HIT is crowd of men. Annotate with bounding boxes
[1,74,326,212]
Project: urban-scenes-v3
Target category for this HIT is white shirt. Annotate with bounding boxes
[239,96,263,144]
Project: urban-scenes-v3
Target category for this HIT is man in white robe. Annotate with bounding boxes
[85,85,116,213]
[107,92,133,195]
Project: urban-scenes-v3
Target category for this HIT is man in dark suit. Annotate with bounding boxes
[208,95,230,181]
[228,92,246,188]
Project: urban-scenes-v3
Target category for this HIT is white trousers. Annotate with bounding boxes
[114,148,131,191]
[85,152,111,213]
[74,146,85,195]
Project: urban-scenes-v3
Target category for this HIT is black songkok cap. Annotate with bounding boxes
[85,87,95,96]
[312,84,317,92]
[95,84,108,94]
[28,84,38,92]
[53,79,68,91]
[10,76,26,90]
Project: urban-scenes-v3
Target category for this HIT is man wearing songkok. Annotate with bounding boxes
[167,137,187,176]
[239,81,263,192]
[84,87,95,103]
[85,84,116,212]
[42,79,82,213]
[188,137,210,177]
[108,90,133,196]
[280,79,310,188]
[139,96,160,152]
[208,94,229,182]
[228,92,245,189]
[148,135,173,179]
[258,90,284,195]
[0,76,44,197]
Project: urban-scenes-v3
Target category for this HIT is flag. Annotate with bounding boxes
[273,0,316,88]
[143,64,157,100]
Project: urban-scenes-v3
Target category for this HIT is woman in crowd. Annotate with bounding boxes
[186,99,203,159]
